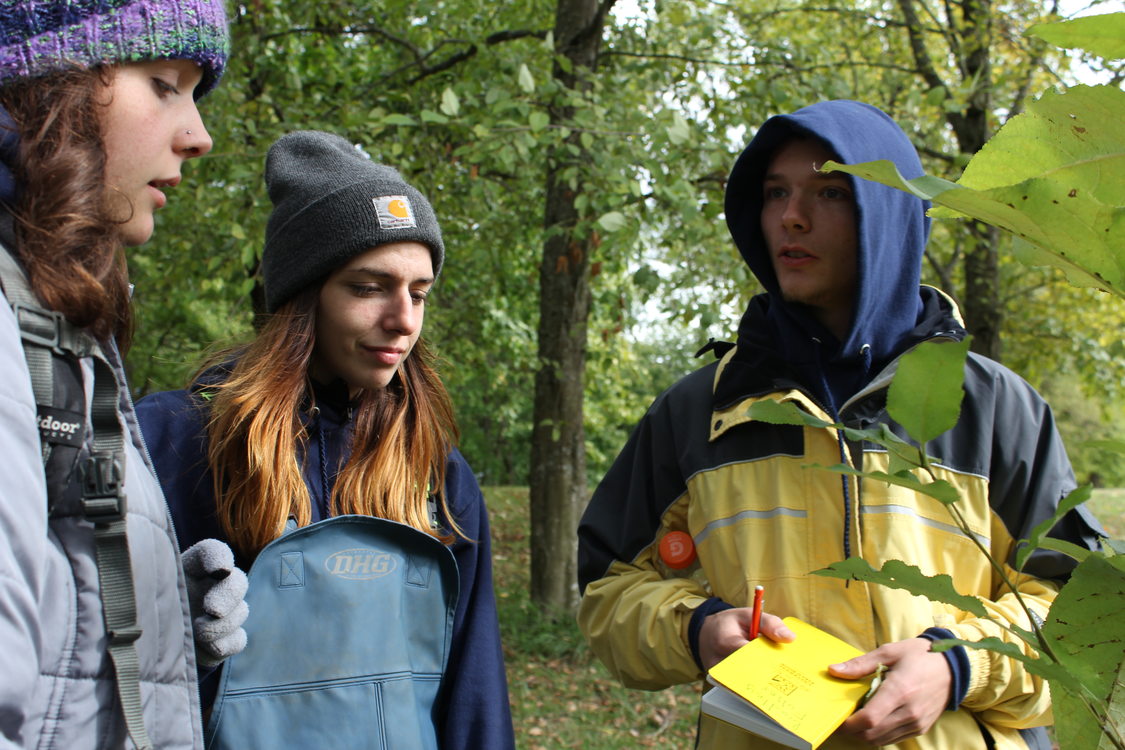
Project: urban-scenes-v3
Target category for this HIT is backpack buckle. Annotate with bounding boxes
[13,303,64,351]
[80,453,127,522]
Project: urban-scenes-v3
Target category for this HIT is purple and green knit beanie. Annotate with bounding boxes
[0,0,229,97]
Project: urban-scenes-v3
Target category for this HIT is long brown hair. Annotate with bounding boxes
[0,66,132,346]
[205,286,463,560]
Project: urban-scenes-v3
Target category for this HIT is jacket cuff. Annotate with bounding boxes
[919,627,969,710]
[689,597,734,670]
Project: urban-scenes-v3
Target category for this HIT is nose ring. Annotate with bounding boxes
[185,129,193,135]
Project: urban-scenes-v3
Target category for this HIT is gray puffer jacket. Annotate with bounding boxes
[0,240,203,748]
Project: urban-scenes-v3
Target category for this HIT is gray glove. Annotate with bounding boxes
[181,538,249,668]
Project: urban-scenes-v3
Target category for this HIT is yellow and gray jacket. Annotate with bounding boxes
[579,98,1103,750]
[577,287,1103,750]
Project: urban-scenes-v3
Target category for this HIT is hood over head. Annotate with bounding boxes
[723,100,930,410]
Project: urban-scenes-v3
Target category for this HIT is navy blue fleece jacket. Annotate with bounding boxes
[137,376,515,750]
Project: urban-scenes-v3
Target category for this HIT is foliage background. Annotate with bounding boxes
[128,0,1125,490]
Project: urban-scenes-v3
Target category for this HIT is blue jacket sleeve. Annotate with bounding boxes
[438,450,515,750]
[136,389,226,555]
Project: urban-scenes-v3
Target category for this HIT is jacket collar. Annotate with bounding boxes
[713,285,966,413]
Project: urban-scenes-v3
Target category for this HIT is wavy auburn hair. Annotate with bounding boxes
[205,286,463,559]
[0,66,132,346]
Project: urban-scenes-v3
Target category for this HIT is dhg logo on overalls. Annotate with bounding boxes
[324,548,397,580]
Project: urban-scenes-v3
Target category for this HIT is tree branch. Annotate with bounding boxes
[602,49,748,66]
[896,0,948,92]
[261,24,547,84]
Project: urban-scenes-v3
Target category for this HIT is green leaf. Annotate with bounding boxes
[529,111,550,133]
[596,211,628,232]
[844,422,927,468]
[744,399,832,428]
[1017,484,1094,570]
[822,86,1125,301]
[1053,679,1116,750]
[828,465,961,506]
[746,401,933,474]
[420,109,449,124]
[518,63,535,93]
[1044,554,1125,747]
[932,636,1086,690]
[887,338,970,443]
[667,111,691,146]
[1036,537,1096,564]
[1103,660,1125,750]
[1027,13,1125,60]
[230,223,246,240]
[440,87,460,117]
[814,558,989,617]
[383,113,417,126]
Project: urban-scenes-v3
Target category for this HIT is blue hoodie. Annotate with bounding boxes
[713,100,996,716]
[724,99,931,413]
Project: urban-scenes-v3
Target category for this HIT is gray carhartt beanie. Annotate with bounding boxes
[261,130,445,313]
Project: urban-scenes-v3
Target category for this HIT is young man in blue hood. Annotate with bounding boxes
[576,100,1103,749]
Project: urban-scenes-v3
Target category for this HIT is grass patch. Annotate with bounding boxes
[1089,487,1125,539]
[487,486,700,749]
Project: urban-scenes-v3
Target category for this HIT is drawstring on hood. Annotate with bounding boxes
[724,100,931,409]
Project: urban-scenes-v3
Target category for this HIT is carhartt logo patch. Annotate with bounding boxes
[325,547,397,580]
[372,195,417,229]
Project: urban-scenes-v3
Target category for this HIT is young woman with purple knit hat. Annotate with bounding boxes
[0,2,247,748]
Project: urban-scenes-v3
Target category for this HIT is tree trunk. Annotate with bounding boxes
[529,0,613,612]
[898,0,1003,360]
[951,0,1002,361]
[962,222,1001,360]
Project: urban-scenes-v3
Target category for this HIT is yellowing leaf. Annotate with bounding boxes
[518,63,535,93]
[955,85,1124,205]
[596,211,627,232]
[440,87,460,117]
[667,112,690,146]
[824,87,1125,300]
[1028,13,1125,60]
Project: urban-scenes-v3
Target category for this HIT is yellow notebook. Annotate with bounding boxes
[702,617,873,749]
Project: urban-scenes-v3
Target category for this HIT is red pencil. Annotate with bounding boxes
[749,585,764,639]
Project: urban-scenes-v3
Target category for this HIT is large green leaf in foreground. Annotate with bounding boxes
[823,85,1125,300]
[1027,12,1125,60]
[1043,553,1125,749]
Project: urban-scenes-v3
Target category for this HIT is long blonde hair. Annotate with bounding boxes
[204,286,462,559]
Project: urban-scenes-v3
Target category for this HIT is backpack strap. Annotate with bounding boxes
[0,243,154,750]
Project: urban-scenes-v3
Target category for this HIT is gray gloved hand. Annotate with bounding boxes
[181,538,249,668]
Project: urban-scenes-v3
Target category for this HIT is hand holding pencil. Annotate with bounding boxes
[697,586,796,670]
